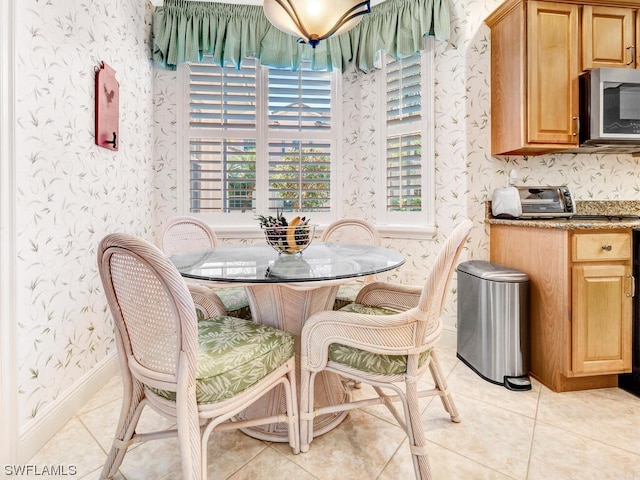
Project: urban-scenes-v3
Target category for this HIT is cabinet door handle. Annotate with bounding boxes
[573,116,579,137]
[627,45,635,66]
[627,273,635,297]
[601,244,612,251]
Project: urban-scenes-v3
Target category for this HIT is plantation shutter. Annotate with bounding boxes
[186,57,334,215]
[188,59,258,213]
[267,67,332,212]
[386,55,422,212]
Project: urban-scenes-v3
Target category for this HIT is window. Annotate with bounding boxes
[179,57,338,226]
[378,39,435,230]
[178,46,434,237]
[267,68,333,213]
[187,61,257,215]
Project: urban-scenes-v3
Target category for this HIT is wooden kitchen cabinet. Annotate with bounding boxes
[582,5,637,69]
[490,225,633,392]
[486,0,580,155]
[572,264,632,375]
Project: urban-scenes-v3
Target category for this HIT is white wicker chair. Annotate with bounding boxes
[300,219,473,480]
[320,218,381,309]
[161,216,252,320]
[98,233,299,480]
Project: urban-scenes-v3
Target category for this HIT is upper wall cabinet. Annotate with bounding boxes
[486,0,579,156]
[487,0,640,156]
[582,5,636,69]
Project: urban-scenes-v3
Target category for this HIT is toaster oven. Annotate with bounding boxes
[491,186,576,219]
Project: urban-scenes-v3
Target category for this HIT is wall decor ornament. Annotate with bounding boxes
[95,62,119,151]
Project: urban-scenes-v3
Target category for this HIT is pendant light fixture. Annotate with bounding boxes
[263,0,371,48]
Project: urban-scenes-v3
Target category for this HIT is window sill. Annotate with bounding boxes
[377,225,436,240]
[214,224,437,241]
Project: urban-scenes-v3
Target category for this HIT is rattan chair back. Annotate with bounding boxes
[320,218,380,246]
[161,216,219,256]
[99,233,197,387]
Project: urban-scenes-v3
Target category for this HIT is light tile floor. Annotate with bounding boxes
[29,345,640,480]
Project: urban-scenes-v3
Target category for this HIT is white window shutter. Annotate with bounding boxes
[386,55,423,213]
[186,58,333,216]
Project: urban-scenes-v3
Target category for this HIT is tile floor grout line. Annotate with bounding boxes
[523,378,543,480]
[531,415,640,459]
[74,413,114,478]
[423,426,524,480]
[535,384,640,457]
[586,387,640,407]
[224,442,273,480]
[263,443,322,480]
[421,384,537,479]
[374,434,407,480]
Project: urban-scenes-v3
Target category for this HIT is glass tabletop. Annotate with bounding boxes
[170,242,405,283]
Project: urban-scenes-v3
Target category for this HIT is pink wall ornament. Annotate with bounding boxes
[95,62,119,151]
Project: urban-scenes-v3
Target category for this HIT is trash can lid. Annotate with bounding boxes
[457,260,528,282]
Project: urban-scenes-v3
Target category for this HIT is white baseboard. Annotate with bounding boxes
[440,325,457,350]
[17,352,118,463]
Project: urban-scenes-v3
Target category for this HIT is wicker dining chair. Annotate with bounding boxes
[320,218,381,309]
[299,219,473,480]
[98,233,299,480]
[161,216,252,320]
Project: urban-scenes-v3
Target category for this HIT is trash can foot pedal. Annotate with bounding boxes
[504,375,531,391]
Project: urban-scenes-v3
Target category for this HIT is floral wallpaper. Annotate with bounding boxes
[152,0,640,338]
[14,0,154,428]
[13,0,640,438]
[152,66,179,230]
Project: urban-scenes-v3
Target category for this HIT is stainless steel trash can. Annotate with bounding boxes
[456,260,531,391]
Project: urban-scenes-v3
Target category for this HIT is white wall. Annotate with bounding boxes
[9,0,155,460]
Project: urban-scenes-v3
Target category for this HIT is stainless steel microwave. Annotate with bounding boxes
[579,68,640,146]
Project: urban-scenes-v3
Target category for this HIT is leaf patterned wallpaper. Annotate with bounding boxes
[14,0,154,428]
[13,0,640,432]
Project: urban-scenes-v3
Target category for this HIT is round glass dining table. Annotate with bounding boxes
[171,242,405,285]
[170,242,406,442]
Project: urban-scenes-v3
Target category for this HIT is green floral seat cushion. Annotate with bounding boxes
[338,303,398,315]
[213,287,251,320]
[332,283,364,310]
[336,283,362,302]
[150,316,294,404]
[328,303,431,375]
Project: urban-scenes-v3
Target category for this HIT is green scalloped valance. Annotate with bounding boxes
[152,0,450,72]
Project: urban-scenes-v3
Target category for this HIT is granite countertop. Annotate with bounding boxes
[486,200,640,230]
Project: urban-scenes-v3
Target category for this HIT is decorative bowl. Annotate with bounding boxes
[263,224,315,255]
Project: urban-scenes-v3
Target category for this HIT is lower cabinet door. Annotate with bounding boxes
[571,264,632,376]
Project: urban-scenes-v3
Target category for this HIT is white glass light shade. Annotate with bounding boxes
[263,0,371,47]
